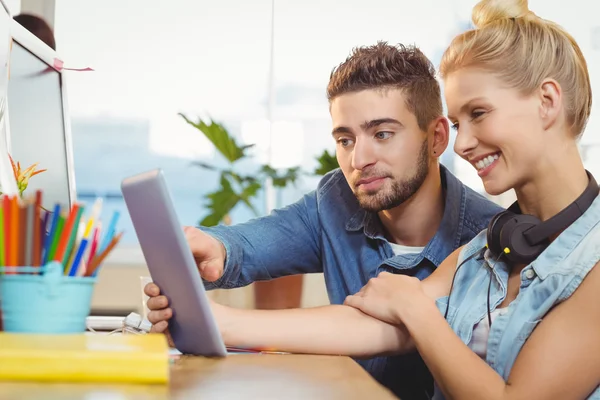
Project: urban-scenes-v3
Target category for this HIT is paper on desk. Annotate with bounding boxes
[168,347,252,356]
[168,347,286,357]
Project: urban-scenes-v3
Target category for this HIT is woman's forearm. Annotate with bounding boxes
[217,304,413,358]
[403,300,505,400]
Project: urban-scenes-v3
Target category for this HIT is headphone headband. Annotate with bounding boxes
[522,170,598,246]
[487,170,599,265]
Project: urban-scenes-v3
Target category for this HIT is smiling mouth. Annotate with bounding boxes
[474,153,500,171]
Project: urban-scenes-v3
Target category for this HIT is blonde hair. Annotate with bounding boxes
[440,0,592,137]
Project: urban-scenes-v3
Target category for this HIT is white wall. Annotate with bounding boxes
[16,0,54,27]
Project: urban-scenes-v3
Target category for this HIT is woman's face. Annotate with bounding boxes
[444,67,548,196]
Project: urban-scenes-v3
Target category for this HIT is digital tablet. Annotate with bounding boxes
[121,169,227,357]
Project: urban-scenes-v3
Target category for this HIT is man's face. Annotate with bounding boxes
[330,88,430,212]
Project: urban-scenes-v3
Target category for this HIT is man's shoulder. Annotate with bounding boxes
[313,168,361,215]
[315,168,352,199]
[460,183,504,233]
[440,164,504,235]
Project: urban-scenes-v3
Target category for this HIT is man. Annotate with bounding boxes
[146,42,504,399]
[13,14,56,50]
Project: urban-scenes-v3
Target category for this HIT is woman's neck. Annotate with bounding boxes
[515,144,590,222]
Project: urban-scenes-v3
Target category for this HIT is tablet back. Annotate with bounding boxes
[121,169,227,357]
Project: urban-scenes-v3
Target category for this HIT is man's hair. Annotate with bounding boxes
[327,42,442,131]
[13,14,56,50]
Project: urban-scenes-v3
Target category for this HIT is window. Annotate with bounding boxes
[52,0,600,266]
[54,0,275,262]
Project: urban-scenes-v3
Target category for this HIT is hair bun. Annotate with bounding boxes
[472,0,533,28]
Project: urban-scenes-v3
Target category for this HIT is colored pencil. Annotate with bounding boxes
[47,212,66,262]
[0,190,122,276]
[67,215,93,276]
[86,225,101,269]
[18,201,27,266]
[43,204,61,265]
[10,196,18,268]
[86,231,123,277]
[65,217,85,273]
[32,190,42,266]
[24,197,34,266]
[54,203,80,263]
[0,204,4,269]
[39,209,49,267]
[99,210,119,252]
[2,196,9,269]
[61,206,84,271]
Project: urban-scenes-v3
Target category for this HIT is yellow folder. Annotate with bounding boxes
[0,332,169,384]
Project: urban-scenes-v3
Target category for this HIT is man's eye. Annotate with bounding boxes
[337,138,353,147]
[375,131,393,139]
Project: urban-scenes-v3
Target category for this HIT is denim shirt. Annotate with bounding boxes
[201,164,503,400]
[433,194,600,400]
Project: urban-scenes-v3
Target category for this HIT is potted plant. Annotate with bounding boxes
[180,113,340,309]
[0,154,46,197]
[180,113,307,309]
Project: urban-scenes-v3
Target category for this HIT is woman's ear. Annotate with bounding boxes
[539,78,563,131]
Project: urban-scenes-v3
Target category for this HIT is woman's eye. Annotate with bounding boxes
[471,110,485,120]
[451,123,459,131]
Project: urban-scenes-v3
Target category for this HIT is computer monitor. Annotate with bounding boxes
[0,0,18,197]
[5,18,76,210]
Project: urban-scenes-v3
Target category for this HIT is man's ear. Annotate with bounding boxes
[539,78,563,131]
[430,117,450,158]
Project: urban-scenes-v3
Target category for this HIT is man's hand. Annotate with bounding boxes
[344,272,432,326]
[144,282,175,347]
[183,226,227,282]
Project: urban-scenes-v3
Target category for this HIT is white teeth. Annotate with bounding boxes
[475,153,500,170]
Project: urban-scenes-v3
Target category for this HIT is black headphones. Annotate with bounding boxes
[487,170,599,265]
[445,170,598,327]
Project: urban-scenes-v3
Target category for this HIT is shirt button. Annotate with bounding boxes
[524,269,536,280]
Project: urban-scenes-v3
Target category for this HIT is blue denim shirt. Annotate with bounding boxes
[201,164,503,400]
[433,194,600,400]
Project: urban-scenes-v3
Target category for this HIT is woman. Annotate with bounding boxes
[343,0,600,398]
[147,0,600,398]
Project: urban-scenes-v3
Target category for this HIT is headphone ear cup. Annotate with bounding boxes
[487,211,515,258]
[501,214,545,265]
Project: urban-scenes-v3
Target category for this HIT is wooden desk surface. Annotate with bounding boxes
[0,354,398,399]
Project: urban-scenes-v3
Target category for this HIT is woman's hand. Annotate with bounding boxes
[146,281,229,347]
[344,272,433,325]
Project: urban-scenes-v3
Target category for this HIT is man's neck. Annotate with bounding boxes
[377,164,445,247]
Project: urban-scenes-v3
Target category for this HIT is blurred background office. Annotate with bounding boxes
[5,0,599,316]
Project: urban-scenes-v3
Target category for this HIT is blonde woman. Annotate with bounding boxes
[344,0,600,398]
[147,0,600,398]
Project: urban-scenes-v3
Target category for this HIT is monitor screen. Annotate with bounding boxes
[7,39,74,209]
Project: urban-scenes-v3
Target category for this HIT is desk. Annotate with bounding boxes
[0,354,398,399]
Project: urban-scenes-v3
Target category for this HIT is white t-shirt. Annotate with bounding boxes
[388,242,425,256]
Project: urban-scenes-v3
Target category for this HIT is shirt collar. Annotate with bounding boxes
[345,164,467,266]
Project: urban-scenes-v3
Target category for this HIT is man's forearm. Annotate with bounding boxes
[199,193,323,290]
[217,304,413,358]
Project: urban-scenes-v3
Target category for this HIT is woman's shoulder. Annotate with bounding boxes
[456,229,489,265]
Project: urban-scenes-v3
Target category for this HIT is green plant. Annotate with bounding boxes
[179,113,301,227]
[0,153,47,197]
[313,149,339,176]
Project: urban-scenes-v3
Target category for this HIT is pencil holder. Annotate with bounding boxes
[0,261,97,334]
